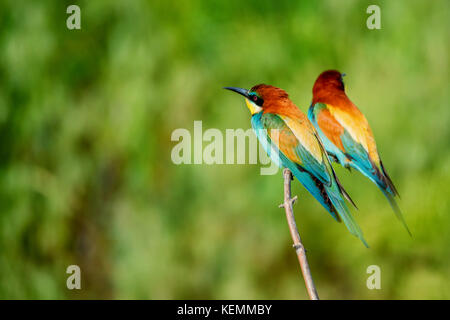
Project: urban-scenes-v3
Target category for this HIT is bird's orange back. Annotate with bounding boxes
[311,70,380,164]
[252,84,309,124]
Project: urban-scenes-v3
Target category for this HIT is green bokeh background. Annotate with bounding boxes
[0,0,448,299]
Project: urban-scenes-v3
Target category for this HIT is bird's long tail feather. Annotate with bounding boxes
[351,160,411,236]
[325,184,369,248]
[273,142,368,246]
[379,186,411,236]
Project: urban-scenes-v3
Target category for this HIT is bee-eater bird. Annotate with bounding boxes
[224,84,368,247]
[307,70,410,235]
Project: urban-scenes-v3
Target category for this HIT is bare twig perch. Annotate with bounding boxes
[279,168,319,300]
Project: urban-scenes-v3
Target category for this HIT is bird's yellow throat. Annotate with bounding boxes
[245,98,262,115]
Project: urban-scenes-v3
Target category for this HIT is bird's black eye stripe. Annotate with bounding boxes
[257,96,264,106]
[249,93,264,106]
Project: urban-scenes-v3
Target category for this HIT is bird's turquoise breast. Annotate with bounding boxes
[251,112,283,168]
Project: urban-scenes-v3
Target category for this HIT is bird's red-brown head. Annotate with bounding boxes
[224,84,291,115]
[250,84,290,104]
[312,70,346,102]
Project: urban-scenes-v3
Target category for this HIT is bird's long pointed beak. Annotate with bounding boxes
[223,87,250,99]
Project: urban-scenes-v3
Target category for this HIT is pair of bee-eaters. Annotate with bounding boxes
[225,70,410,247]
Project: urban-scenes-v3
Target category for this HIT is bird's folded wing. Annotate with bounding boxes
[261,112,332,186]
[311,103,380,171]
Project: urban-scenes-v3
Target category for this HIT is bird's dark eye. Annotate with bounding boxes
[249,93,263,106]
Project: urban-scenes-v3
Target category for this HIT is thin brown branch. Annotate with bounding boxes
[279,168,319,300]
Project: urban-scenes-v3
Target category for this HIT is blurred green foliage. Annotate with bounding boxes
[0,0,448,299]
